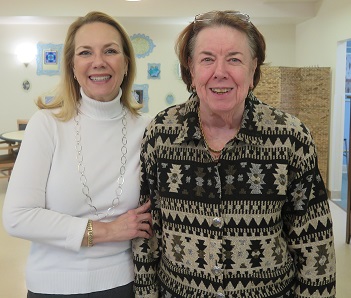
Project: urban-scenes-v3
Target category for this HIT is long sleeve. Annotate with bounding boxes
[133,121,162,298]
[282,135,336,297]
[3,110,88,252]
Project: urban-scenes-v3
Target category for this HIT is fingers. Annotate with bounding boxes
[109,200,153,241]
[136,200,151,214]
[134,209,153,238]
[121,208,153,239]
[138,222,153,238]
[125,220,152,239]
[137,229,152,239]
[138,212,152,225]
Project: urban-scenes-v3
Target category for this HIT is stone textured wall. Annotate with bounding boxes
[254,66,331,184]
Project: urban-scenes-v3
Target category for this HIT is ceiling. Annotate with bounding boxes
[0,0,322,26]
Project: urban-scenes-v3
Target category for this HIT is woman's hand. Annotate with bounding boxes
[87,201,153,245]
[109,200,153,241]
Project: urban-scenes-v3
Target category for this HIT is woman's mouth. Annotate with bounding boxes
[211,88,232,94]
[89,75,111,82]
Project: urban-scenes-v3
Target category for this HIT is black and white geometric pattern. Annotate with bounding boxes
[133,92,336,298]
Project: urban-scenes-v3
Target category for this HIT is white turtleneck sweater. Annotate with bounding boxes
[2,89,151,294]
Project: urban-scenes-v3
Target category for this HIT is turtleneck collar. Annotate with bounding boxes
[78,87,123,119]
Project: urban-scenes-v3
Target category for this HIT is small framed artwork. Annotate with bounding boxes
[174,62,182,80]
[133,89,144,104]
[22,80,31,91]
[37,43,64,76]
[45,96,54,104]
[130,33,155,59]
[148,63,161,79]
[166,94,175,105]
[44,50,58,65]
[132,84,149,112]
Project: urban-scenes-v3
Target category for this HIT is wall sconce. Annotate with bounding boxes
[16,43,37,67]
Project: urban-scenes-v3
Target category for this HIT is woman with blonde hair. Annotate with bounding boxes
[3,11,152,297]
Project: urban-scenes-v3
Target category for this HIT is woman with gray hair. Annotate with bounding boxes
[133,10,336,297]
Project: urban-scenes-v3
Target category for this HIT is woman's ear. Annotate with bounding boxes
[250,58,258,88]
[188,57,194,79]
[124,61,128,76]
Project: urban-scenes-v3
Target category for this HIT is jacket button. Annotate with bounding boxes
[211,265,223,276]
[212,217,222,228]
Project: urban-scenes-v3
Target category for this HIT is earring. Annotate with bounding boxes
[74,75,77,80]
[191,84,196,94]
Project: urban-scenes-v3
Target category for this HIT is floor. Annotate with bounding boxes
[1,180,351,297]
[0,179,29,297]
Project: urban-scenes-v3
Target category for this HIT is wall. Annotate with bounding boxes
[0,20,296,132]
[0,24,67,131]
[123,22,190,117]
[296,0,351,197]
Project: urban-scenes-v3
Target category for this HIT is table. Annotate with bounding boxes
[0,130,25,143]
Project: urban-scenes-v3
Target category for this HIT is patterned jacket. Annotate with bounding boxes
[133,92,336,298]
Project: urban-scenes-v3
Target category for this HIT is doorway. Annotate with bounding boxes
[338,39,351,211]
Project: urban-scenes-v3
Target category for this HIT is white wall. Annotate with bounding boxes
[259,24,296,67]
[123,22,190,117]
[0,24,68,131]
[296,0,351,196]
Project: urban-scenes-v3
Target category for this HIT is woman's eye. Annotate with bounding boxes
[230,57,240,63]
[77,50,91,56]
[106,49,118,54]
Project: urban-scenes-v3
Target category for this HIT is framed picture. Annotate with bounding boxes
[132,84,149,112]
[37,43,63,76]
[148,63,161,79]
[44,50,58,65]
[45,96,54,104]
[22,80,31,91]
[130,33,155,58]
[133,89,144,104]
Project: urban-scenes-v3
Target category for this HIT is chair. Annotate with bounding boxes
[17,119,28,131]
[0,141,20,179]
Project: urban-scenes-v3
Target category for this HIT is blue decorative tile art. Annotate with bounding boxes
[130,34,155,58]
[148,63,161,79]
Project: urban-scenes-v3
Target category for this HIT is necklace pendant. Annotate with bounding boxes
[106,205,116,217]
[95,212,105,220]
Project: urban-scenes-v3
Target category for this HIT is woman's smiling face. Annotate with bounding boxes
[189,25,257,113]
[73,22,128,102]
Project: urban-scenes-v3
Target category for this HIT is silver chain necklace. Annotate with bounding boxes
[74,106,127,220]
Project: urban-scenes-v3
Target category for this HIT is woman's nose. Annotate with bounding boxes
[92,54,106,68]
[214,61,228,78]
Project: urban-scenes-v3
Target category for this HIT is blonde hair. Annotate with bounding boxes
[37,11,140,121]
